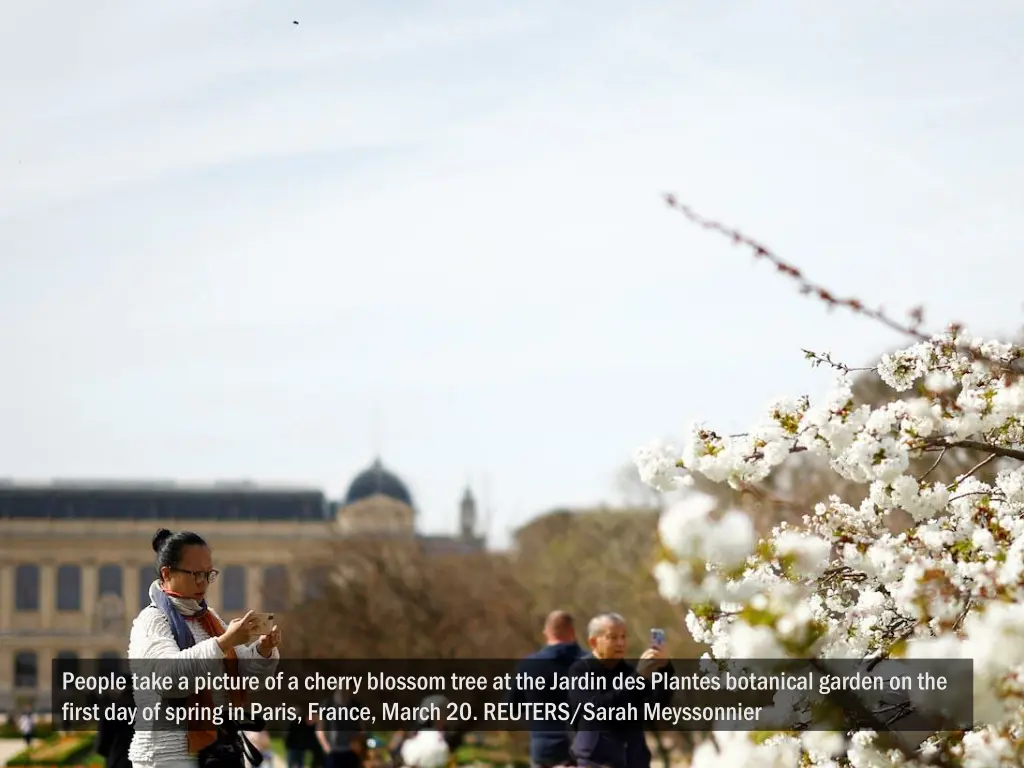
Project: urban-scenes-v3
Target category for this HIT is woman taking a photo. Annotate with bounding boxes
[129,528,282,768]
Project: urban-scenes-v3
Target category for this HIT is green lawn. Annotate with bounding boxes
[4,733,97,767]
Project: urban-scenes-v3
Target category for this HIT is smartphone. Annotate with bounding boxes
[249,612,276,635]
[650,628,665,649]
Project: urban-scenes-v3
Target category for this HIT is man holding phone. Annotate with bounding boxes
[565,613,674,768]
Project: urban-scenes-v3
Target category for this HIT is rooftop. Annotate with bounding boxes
[343,457,414,508]
[0,478,323,494]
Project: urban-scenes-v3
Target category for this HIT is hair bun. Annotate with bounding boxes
[152,528,173,553]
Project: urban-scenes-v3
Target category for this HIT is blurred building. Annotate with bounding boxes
[0,458,484,710]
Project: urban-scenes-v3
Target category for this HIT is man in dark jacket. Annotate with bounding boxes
[285,715,319,768]
[511,610,586,768]
[566,613,673,768]
[95,682,134,768]
[316,690,367,768]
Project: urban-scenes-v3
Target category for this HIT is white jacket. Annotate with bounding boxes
[127,584,279,767]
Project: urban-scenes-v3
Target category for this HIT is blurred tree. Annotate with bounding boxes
[511,507,702,659]
[513,506,706,768]
[287,539,537,660]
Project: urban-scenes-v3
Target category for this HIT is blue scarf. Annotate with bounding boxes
[148,580,208,651]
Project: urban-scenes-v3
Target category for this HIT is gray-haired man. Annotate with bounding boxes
[565,613,673,768]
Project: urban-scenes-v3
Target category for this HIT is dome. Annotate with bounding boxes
[344,457,413,507]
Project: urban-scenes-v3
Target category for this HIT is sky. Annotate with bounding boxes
[1,0,1022,548]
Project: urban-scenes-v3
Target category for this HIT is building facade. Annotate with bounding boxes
[0,458,484,711]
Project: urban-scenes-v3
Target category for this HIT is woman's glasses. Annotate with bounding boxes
[172,567,220,584]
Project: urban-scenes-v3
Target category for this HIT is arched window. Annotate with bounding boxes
[57,565,82,611]
[98,564,123,597]
[14,652,38,688]
[221,566,246,612]
[15,565,39,611]
[262,566,289,612]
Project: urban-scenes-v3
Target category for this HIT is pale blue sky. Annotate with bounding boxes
[2,1,1022,548]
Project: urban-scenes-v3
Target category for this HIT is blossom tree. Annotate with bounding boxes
[635,197,1024,768]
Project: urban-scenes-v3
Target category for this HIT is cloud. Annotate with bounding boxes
[1,2,549,216]
[2,1,1023,543]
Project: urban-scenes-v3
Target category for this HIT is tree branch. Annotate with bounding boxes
[664,194,931,340]
[807,658,958,768]
[933,438,1024,462]
[664,195,1023,374]
[918,449,947,483]
[957,453,999,481]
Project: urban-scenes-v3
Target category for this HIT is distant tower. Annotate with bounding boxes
[460,487,477,540]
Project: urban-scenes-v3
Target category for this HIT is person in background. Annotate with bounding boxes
[511,610,585,768]
[128,528,282,768]
[566,613,673,768]
[286,714,320,768]
[95,675,134,768]
[309,715,326,768]
[316,689,366,768]
[17,705,34,747]
[392,695,459,768]
[244,730,275,768]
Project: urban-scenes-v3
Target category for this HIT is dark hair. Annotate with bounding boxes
[152,528,208,574]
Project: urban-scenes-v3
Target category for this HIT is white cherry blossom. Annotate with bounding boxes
[638,329,1024,767]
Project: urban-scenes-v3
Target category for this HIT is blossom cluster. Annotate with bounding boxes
[636,329,1024,767]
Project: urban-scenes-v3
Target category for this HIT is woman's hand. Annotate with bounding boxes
[217,610,259,652]
[258,625,281,658]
